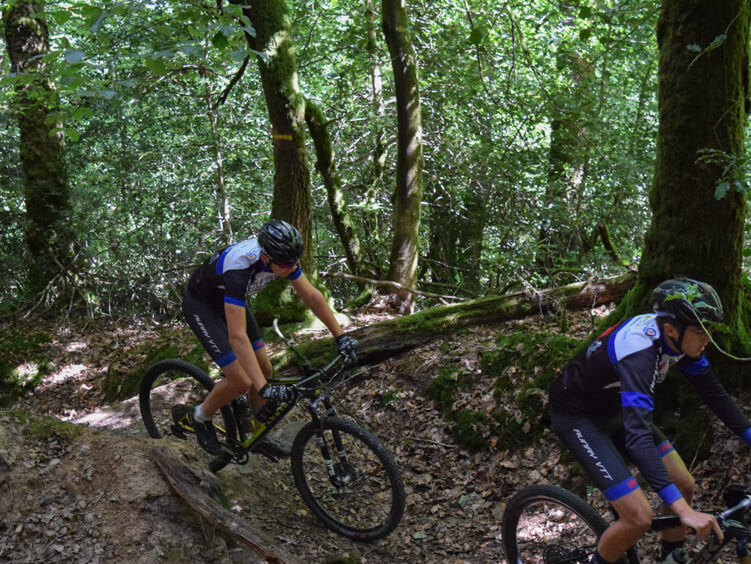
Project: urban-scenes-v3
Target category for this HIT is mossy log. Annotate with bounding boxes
[279,272,635,369]
[150,447,302,564]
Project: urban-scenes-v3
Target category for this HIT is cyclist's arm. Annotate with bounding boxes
[225,301,267,391]
[669,497,723,540]
[289,272,344,338]
[617,352,682,505]
[682,362,751,442]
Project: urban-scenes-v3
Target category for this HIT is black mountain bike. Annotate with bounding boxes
[138,322,405,541]
[502,483,751,564]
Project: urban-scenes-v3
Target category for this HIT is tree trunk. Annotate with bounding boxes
[304,100,363,277]
[364,0,387,268]
[537,40,596,272]
[628,0,751,358]
[3,0,75,299]
[235,0,313,271]
[382,0,424,308]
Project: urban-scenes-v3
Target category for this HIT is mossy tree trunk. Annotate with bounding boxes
[622,0,751,363]
[3,0,76,299]
[303,100,365,277]
[364,0,387,272]
[382,0,424,308]
[234,0,313,272]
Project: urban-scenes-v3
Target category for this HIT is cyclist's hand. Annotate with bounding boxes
[336,334,358,363]
[259,383,297,403]
[679,508,722,541]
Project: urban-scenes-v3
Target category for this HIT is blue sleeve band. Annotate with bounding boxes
[216,351,236,367]
[251,339,265,351]
[286,266,302,280]
[224,296,246,307]
[603,476,640,501]
[658,484,683,505]
[621,391,654,410]
[657,440,675,458]
[742,427,751,445]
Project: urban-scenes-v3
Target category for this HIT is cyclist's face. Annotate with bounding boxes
[269,261,297,277]
[261,253,297,277]
[680,326,711,358]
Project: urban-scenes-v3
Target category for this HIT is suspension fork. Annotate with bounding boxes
[307,394,353,487]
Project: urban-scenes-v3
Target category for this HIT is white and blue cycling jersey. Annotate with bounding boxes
[550,313,751,504]
[187,237,302,307]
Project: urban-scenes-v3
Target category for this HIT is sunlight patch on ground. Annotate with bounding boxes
[40,364,90,387]
[63,340,88,352]
[70,396,143,432]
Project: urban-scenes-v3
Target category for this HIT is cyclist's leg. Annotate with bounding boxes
[244,307,271,412]
[183,291,252,416]
[551,410,653,563]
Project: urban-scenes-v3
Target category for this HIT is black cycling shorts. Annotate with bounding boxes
[550,409,674,502]
[182,289,264,368]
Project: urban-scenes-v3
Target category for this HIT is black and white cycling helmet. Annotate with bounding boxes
[652,278,724,327]
[258,219,303,264]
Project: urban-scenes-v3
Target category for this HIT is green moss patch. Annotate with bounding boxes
[0,329,52,406]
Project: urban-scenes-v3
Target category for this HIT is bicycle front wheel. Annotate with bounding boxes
[138,359,237,444]
[502,484,637,564]
[290,416,405,541]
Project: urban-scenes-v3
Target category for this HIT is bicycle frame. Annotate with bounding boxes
[224,352,348,462]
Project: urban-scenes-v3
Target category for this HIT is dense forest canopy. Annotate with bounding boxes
[0,0,747,318]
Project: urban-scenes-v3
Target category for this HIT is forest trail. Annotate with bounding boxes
[2,309,750,564]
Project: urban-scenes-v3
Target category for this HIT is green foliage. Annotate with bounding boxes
[0,0,662,314]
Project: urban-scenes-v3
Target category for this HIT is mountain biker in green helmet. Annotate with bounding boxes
[549,278,751,564]
[180,219,358,456]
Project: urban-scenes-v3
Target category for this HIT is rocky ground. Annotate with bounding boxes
[1,308,751,564]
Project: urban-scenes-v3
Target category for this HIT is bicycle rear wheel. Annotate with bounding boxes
[290,416,405,541]
[502,484,639,564]
[138,359,237,466]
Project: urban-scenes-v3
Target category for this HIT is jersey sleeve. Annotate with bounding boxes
[222,270,249,307]
[617,351,682,505]
[682,363,751,444]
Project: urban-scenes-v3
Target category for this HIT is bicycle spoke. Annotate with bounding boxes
[512,499,598,563]
[292,417,404,540]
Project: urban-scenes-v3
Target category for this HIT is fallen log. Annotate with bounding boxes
[274,272,636,370]
[346,271,636,365]
[150,447,302,564]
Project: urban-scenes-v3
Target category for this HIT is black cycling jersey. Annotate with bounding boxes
[187,237,302,306]
[183,237,302,367]
[550,313,751,505]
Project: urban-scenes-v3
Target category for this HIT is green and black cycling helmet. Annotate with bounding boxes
[652,278,724,327]
[258,219,303,264]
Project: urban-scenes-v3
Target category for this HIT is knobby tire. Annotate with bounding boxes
[290,416,405,541]
[138,359,236,472]
[502,484,639,564]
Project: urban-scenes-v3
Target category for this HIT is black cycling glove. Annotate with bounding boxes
[256,384,297,423]
[259,383,297,403]
[336,334,358,362]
